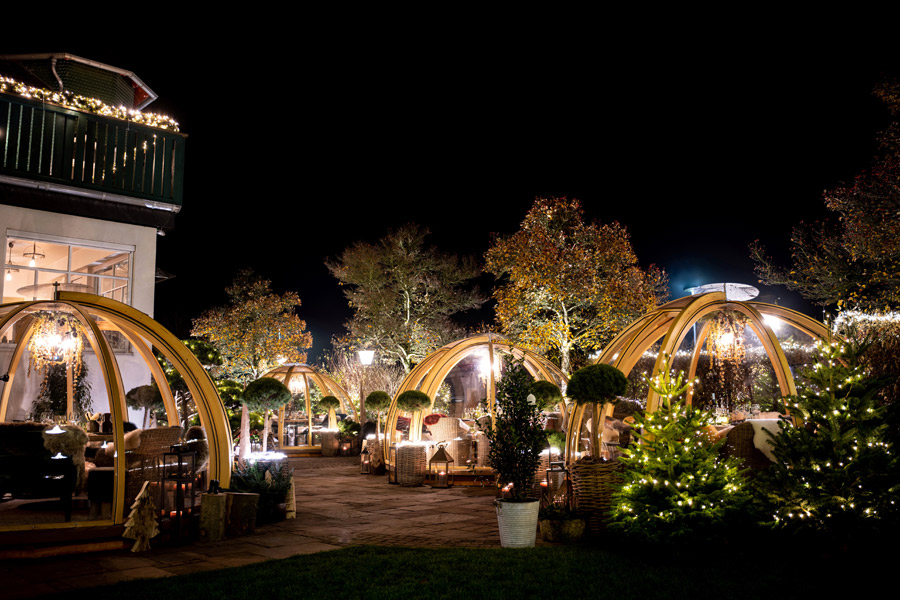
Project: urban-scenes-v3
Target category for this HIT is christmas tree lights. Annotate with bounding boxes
[610,354,750,541]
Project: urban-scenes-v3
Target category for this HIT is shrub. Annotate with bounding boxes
[609,354,750,542]
[486,360,546,502]
[754,340,899,539]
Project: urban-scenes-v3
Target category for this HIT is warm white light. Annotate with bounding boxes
[763,315,784,332]
[288,377,305,395]
[358,350,375,365]
[46,425,65,435]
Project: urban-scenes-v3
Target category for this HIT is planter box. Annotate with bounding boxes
[539,518,586,543]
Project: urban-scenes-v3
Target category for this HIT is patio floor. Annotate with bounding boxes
[3,455,549,599]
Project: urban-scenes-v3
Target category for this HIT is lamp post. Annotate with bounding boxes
[358,349,374,426]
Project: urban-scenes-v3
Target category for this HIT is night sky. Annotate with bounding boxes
[5,37,896,362]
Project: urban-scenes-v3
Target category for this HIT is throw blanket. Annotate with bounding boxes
[42,425,88,492]
[749,419,782,463]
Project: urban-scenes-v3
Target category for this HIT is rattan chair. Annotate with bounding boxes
[124,426,183,505]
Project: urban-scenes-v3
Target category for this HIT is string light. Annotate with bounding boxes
[0,75,179,132]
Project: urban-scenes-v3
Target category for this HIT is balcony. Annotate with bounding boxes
[0,92,185,210]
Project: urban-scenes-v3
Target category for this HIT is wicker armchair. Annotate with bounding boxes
[720,421,773,472]
[428,416,463,444]
[124,426,183,505]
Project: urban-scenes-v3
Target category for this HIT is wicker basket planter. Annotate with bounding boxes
[320,431,339,457]
[496,499,540,548]
[396,444,426,486]
[570,458,624,535]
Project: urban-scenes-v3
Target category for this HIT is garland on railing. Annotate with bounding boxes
[0,74,180,132]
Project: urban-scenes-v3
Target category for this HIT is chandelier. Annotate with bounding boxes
[27,311,85,382]
[706,310,747,368]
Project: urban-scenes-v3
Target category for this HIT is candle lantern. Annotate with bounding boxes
[360,447,371,474]
[546,460,568,503]
[428,444,455,488]
[388,443,398,484]
[160,444,197,541]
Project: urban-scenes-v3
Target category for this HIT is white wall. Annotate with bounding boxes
[0,204,157,315]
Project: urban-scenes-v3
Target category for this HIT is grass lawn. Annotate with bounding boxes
[44,539,888,600]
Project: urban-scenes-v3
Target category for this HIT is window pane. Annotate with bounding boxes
[10,238,69,271]
[71,247,128,276]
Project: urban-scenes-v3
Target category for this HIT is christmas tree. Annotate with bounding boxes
[610,354,749,541]
[123,481,160,552]
[756,339,899,537]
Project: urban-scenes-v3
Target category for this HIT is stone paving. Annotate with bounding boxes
[4,456,547,598]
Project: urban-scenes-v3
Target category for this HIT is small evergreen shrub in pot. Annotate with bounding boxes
[486,359,546,548]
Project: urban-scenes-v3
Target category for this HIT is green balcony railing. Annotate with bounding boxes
[0,92,185,207]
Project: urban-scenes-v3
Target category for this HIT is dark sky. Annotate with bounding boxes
[6,37,896,362]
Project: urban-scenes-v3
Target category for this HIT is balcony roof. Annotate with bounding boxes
[0,53,158,110]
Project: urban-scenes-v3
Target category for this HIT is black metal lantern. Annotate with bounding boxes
[360,447,371,474]
[428,444,455,488]
[546,460,568,502]
[160,444,197,540]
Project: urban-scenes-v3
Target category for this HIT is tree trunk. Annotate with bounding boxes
[560,343,571,377]
[239,403,251,459]
[262,408,271,452]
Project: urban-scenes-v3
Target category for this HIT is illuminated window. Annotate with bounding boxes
[3,234,132,305]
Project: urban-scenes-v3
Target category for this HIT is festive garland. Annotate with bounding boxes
[0,74,180,132]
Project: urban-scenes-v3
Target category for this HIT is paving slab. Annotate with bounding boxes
[5,454,553,599]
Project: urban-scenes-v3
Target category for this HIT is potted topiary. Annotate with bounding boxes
[365,390,392,438]
[319,395,341,429]
[243,377,292,452]
[486,360,547,548]
[566,363,628,535]
[395,390,431,441]
[529,380,563,412]
[318,395,342,456]
[364,390,392,473]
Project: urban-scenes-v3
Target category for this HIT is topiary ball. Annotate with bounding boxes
[319,395,341,410]
[243,377,292,412]
[365,390,392,412]
[567,364,628,405]
[529,380,563,411]
[396,390,431,412]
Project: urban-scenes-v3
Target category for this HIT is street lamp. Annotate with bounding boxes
[357,349,375,426]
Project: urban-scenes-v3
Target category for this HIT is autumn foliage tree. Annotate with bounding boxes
[485,197,668,375]
[326,224,485,373]
[192,269,312,458]
[751,78,900,312]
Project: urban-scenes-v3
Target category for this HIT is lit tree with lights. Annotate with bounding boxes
[192,270,312,459]
[485,197,667,376]
[756,339,899,538]
[610,354,749,541]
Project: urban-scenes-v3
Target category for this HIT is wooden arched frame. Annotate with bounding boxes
[564,292,830,464]
[0,293,232,529]
[261,364,352,449]
[384,333,567,464]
